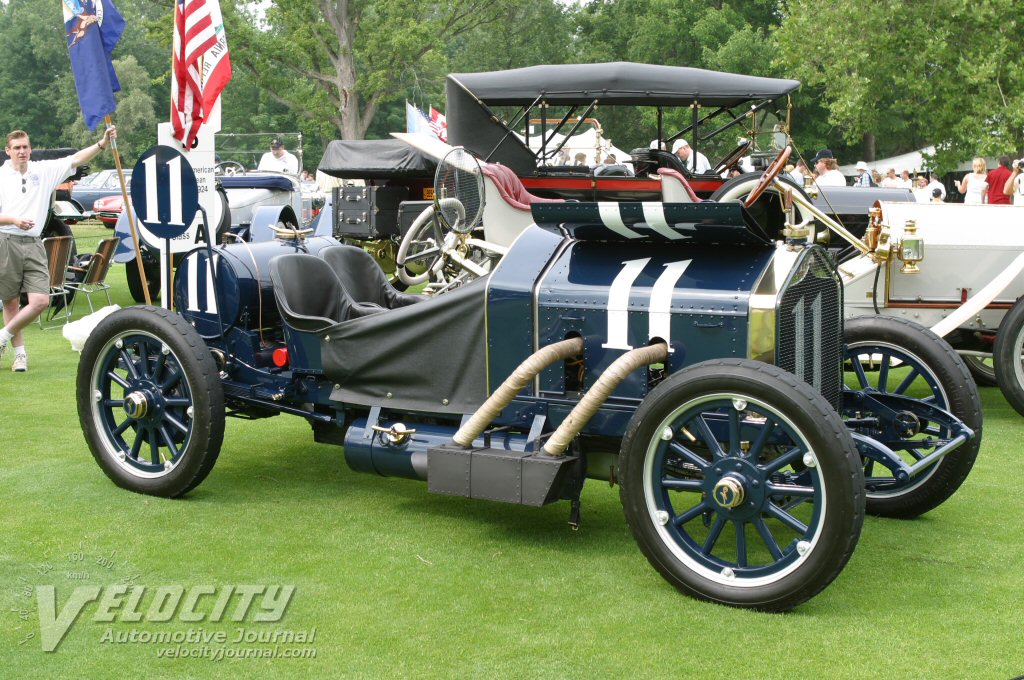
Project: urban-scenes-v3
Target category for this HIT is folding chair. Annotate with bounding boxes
[37,235,74,328]
[67,237,118,317]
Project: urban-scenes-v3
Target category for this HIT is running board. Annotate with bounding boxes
[427,444,580,506]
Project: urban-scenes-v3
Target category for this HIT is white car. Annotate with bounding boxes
[717,169,1024,415]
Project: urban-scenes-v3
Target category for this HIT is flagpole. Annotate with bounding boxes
[105,113,152,305]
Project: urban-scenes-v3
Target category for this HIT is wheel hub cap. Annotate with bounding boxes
[713,476,746,509]
[123,391,150,420]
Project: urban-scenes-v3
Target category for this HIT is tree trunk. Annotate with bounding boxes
[862,132,876,162]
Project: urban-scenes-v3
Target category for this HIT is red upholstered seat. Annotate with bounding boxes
[481,163,564,211]
[656,167,702,203]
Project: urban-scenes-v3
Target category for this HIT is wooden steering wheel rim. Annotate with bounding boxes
[744,146,792,208]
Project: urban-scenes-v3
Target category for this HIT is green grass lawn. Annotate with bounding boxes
[2,225,1023,678]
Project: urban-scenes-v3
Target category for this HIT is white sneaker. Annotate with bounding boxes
[11,354,27,372]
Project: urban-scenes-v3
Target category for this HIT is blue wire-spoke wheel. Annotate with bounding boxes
[843,316,981,519]
[620,359,863,612]
[77,306,224,498]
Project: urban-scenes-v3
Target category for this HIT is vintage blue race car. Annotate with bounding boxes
[76,145,980,612]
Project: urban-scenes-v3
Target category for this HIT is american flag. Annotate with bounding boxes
[171,0,231,149]
[429,107,448,143]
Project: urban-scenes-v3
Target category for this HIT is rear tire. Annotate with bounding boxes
[125,259,161,304]
[994,297,1024,417]
[962,354,997,387]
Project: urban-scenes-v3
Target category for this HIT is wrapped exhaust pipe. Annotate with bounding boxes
[542,342,669,457]
[452,337,584,447]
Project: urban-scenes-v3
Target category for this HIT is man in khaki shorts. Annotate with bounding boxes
[0,125,116,371]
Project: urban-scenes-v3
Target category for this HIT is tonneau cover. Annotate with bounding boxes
[318,139,438,179]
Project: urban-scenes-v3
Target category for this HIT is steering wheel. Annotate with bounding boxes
[395,199,504,288]
[744,146,791,208]
[215,161,246,176]
[713,139,753,176]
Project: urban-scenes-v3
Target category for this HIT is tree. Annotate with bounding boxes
[226,0,514,141]
[0,0,77,147]
[775,0,1024,170]
[571,0,789,154]
[0,0,167,167]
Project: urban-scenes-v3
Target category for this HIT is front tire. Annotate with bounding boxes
[619,359,864,612]
[77,306,225,497]
[844,316,982,518]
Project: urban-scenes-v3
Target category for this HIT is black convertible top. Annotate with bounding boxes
[446,63,800,174]
[318,139,437,179]
[447,62,800,107]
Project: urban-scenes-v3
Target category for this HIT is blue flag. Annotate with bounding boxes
[63,0,126,132]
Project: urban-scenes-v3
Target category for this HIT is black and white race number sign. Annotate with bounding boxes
[131,145,200,239]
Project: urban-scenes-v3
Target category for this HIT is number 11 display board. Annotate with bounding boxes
[131,145,202,309]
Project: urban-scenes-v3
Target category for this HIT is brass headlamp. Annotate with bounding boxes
[867,213,924,274]
[897,219,924,273]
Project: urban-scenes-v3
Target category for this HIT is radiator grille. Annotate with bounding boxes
[776,248,843,408]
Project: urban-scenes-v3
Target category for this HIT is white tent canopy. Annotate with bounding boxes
[839,147,982,176]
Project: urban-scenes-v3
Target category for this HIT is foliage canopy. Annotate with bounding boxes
[0,0,1020,172]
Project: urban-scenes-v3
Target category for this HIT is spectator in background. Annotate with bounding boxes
[853,161,874,187]
[931,187,944,203]
[987,156,1013,205]
[789,159,808,186]
[880,168,901,188]
[573,152,587,166]
[672,138,711,174]
[1005,159,1024,206]
[913,175,931,203]
[871,169,883,186]
[258,139,299,174]
[811,148,846,187]
[899,169,914,189]
[927,173,946,200]
[956,157,988,204]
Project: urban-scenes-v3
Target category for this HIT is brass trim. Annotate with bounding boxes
[747,244,799,364]
[774,178,869,254]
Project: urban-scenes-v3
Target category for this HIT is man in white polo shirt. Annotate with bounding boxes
[257,138,299,174]
[671,138,711,174]
[0,125,116,371]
